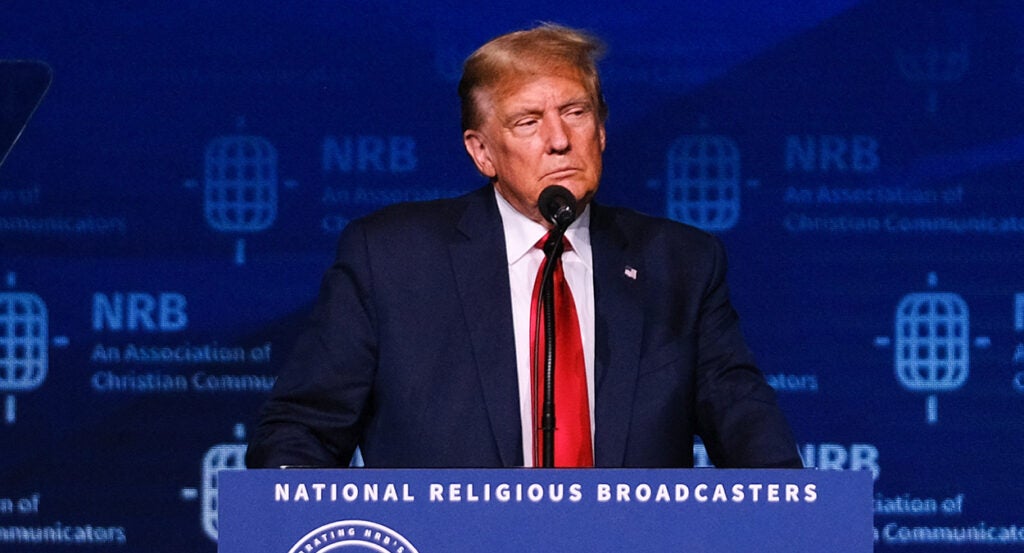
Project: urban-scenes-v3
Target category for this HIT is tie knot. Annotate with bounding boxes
[535,232,572,256]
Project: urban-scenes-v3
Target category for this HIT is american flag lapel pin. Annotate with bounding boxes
[624,266,638,280]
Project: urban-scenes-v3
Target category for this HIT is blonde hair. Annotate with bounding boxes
[458,23,608,131]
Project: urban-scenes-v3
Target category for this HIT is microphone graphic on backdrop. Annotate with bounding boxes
[180,423,248,542]
[894,5,971,116]
[647,133,759,233]
[895,43,969,115]
[0,272,67,425]
[0,287,46,425]
[184,120,297,265]
[874,272,988,424]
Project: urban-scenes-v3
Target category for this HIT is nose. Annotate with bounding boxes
[542,116,571,154]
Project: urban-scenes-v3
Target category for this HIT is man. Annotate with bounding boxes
[246,24,801,469]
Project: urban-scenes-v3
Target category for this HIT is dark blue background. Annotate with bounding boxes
[2,1,1022,550]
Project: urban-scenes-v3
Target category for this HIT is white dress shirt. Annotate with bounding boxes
[494,189,596,466]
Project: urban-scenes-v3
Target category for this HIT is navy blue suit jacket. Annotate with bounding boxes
[246,186,801,469]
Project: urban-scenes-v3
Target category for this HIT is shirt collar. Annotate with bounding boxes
[494,187,592,269]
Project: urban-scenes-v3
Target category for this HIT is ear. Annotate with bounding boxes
[598,122,607,152]
[463,130,497,178]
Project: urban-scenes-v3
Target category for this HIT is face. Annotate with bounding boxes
[463,72,606,226]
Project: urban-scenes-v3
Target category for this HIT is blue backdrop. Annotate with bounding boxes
[2,1,1023,550]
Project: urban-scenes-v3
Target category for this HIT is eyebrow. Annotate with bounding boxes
[503,96,593,123]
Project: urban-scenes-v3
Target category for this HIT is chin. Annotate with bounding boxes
[549,180,594,197]
[570,184,598,204]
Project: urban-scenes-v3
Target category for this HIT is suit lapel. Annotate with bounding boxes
[449,187,523,466]
[589,204,643,467]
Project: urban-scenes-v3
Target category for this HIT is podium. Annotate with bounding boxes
[220,468,872,552]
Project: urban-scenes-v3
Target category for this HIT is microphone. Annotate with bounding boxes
[538,185,578,231]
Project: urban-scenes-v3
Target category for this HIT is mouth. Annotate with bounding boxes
[544,168,580,180]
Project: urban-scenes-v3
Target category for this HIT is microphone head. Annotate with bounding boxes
[538,185,578,230]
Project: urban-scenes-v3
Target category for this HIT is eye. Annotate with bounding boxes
[563,105,591,120]
[510,117,539,136]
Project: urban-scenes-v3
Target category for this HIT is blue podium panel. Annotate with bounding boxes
[220,469,872,552]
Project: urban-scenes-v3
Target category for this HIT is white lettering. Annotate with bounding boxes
[695,484,708,502]
[712,484,728,502]
[341,484,358,501]
[616,484,631,502]
[448,484,461,502]
[527,484,544,502]
[748,484,763,502]
[569,484,583,502]
[804,484,817,502]
[311,483,326,501]
[786,484,799,502]
[676,484,690,501]
[731,484,745,502]
[635,484,651,502]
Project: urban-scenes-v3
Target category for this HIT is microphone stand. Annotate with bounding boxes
[535,226,567,468]
[532,184,577,468]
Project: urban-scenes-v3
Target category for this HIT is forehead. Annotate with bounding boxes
[479,69,592,114]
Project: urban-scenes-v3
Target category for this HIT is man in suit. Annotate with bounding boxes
[246,24,801,469]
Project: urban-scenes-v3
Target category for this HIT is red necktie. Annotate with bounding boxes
[530,233,593,467]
